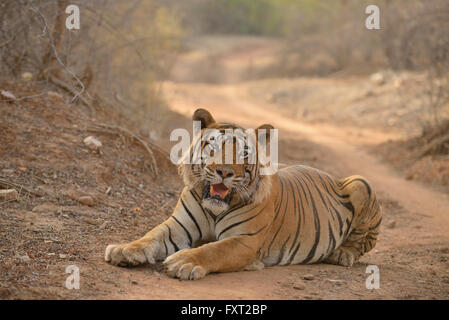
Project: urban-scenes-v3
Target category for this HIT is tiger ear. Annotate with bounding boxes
[193,108,216,128]
[256,124,274,145]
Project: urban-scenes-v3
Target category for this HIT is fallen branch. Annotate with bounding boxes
[0,178,43,197]
[49,75,95,116]
[415,133,449,158]
[88,123,159,178]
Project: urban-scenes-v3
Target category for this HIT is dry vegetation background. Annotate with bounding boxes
[1,0,448,150]
[0,0,449,299]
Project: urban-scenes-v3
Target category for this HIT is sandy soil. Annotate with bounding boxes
[1,36,448,300]
[155,81,449,299]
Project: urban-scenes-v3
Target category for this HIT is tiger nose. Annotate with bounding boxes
[216,168,234,178]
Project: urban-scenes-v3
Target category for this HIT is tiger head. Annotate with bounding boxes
[179,108,275,215]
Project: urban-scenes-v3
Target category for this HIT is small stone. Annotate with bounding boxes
[131,280,138,285]
[302,274,315,281]
[293,283,305,290]
[0,189,18,201]
[59,254,67,259]
[48,253,55,256]
[77,195,95,206]
[17,254,31,262]
[47,91,62,98]
[21,72,33,82]
[370,72,386,85]
[83,136,102,151]
[387,221,396,229]
[327,279,344,286]
[0,90,16,101]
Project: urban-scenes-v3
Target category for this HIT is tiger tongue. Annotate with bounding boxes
[210,183,230,199]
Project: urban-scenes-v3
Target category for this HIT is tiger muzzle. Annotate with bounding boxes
[202,182,233,204]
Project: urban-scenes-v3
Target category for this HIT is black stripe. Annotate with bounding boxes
[301,185,321,264]
[219,202,262,226]
[286,172,298,217]
[324,175,350,199]
[273,172,284,219]
[189,190,211,228]
[276,235,291,265]
[343,201,355,215]
[327,198,344,237]
[217,210,263,239]
[286,172,303,261]
[236,225,267,237]
[369,217,382,230]
[167,225,179,252]
[317,174,345,205]
[289,167,311,205]
[163,239,168,256]
[172,216,193,246]
[181,198,203,239]
[265,175,289,258]
[327,221,336,257]
[216,203,248,224]
[342,178,372,197]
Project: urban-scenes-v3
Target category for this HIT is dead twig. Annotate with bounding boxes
[0,178,43,197]
[48,75,95,116]
[88,123,160,178]
[415,133,449,158]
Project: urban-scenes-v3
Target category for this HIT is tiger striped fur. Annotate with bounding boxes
[105,109,382,280]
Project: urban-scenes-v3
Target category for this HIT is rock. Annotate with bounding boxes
[387,221,396,229]
[302,274,315,281]
[59,254,67,259]
[293,283,306,290]
[17,254,31,262]
[83,136,102,151]
[0,189,18,201]
[0,90,16,101]
[47,91,62,99]
[327,279,344,286]
[370,72,386,85]
[21,72,33,82]
[77,195,95,206]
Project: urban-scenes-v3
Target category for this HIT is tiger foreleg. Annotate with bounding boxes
[105,218,193,267]
[163,236,261,280]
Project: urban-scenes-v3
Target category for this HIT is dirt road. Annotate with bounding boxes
[121,80,447,300]
[104,37,449,299]
[2,37,448,300]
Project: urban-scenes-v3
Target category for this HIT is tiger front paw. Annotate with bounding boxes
[105,241,158,267]
[163,249,207,280]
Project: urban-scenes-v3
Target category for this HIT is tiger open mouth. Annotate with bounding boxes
[202,182,233,203]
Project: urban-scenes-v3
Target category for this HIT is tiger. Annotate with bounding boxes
[105,108,382,280]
